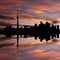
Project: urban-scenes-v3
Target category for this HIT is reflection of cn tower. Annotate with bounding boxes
[17,11,19,49]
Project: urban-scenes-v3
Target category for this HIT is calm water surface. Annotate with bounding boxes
[0,34,60,60]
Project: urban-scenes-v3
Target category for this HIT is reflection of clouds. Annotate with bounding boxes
[0,43,15,48]
[0,38,60,60]
[0,52,22,60]
[0,48,60,60]
[19,41,52,47]
[55,40,60,46]
[19,41,60,52]
[52,39,59,42]
[26,50,60,60]
[0,36,16,44]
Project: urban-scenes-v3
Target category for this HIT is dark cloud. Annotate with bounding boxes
[20,0,49,5]
[38,12,60,19]
[0,43,15,48]
[50,0,60,3]
[52,20,59,24]
[0,2,15,6]
[0,21,12,26]
[28,0,59,5]
[0,15,15,20]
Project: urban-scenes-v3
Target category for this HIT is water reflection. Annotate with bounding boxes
[0,34,60,60]
[0,43,15,48]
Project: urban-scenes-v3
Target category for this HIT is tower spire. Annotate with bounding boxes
[16,11,19,52]
[17,11,19,29]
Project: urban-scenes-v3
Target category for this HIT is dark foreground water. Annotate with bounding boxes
[0,34,60,60]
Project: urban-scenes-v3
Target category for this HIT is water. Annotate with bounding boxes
[0,34,60,60]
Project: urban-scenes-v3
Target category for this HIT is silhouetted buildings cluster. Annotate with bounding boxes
[0,21,60,41]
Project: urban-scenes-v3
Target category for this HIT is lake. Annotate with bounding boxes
[0,34,60,60]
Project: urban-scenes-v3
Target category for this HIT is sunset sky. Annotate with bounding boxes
[0,0,60,26]
[1,0,60,60]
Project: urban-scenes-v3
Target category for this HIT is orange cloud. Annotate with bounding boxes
[0,52,22,60]
[56,17,60,22]
[0,0,60,26]
[29,4,60,13]
[20,14,52,23]
[27,50,60,60]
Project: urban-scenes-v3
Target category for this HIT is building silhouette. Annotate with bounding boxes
[0,12,60,42]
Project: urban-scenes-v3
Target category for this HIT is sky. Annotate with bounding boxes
[0,0,60,26]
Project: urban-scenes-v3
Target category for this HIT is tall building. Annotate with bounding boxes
[17,11,19,29]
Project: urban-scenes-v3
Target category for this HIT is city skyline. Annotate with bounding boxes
[0,0,60,60]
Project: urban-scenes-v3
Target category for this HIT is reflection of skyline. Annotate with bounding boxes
[1,13,60,48]
[0,34,59,48]
[0,36,60,60]
[2,21,60,40]
[0,0,60,60]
